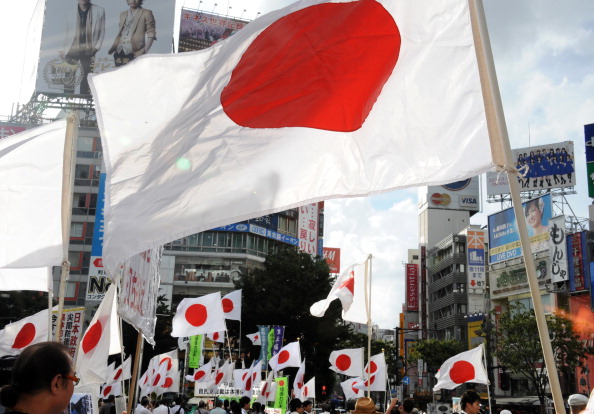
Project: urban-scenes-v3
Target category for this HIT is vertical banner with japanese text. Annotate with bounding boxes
[548,216,568,283]
[298,203,319,256]
[258,325,270,369]
[467,229,486,289]
[273,377,288,414]
[51,307,85,359]
[405,264,419,311]
[188,335,203,369]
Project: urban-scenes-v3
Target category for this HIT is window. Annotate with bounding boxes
[69,251,82,269]
[71,223,84,238]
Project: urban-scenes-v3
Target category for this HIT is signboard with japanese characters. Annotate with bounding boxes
[298,203,319,256]
[88,173,109,301]
[52,307,85,359]
[467,229,486,288]
[548,215,568,283]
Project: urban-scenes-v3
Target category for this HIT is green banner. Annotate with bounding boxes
[587,162,594,198]
[273,377,288,414]
[188,335,203,368]
[267,328,275,360]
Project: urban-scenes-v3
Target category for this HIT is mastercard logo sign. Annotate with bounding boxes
[431,193,451,206]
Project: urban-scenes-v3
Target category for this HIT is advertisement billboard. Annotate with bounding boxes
[0,123,27,139]
[419,177,480,212]
[486,141,575,195]
[88,173,109,301]
[585,124,594,197]
[406,264,419,311]
[548,215,568,284]
[567,231,591,292]
[298,202,319,256]
[466,229,486,289]
[323,247,341,273]
[488,194,552,264]
[37,0,175,95]
[179,9,248,52]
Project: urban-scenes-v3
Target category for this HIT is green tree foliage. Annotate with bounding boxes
[0,291,50,329]
[235,248,352,399]
[407,338,467,373]
[491,303,591,413]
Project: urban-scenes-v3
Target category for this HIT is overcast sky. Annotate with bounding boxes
[1,1,593,329]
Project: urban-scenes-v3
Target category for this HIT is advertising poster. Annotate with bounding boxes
[37,0,175,95]
[548,215,568,283]
[488,194,552,264]
[179,9,248,52]
[466,229,486,289]
[88,173,109,301]
[0,123,27,139]
[68,393,93,414]
[486,141,575,195]
[323,247,341,273]
[419,177,480,213]
[52,307,85,358]
[298,203,319,256]
[585,124,594,197]
[406,264,419,311]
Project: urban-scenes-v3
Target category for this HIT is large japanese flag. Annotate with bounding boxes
[329,348,364,377]
[172,292,227,337]
[0,120,68,291]
[76,284,117,385]
[354,353,387,391]
[0,307,56,356]
[341,377,364,399]
[90,0,499,276]
[433,345,489,391]
[186,359,214,383]
[222,289,242,320]
[268,341,301,372]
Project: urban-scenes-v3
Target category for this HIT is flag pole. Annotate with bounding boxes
[55,112,78,341]
[468,1,566,413]
[364,254,373,397]
[127,331,144,414]
[481,344,492,412]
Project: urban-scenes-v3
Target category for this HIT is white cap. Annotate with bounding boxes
[499,410,512,414]
[568,394,589,406]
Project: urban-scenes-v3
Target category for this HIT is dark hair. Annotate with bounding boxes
[141,396,150,407]
[290,399,303,412]
[524,198,543,217]
[0,341,72,408]
[402,399,414,413]
[230,400,241,414]
[240,396,251,408]
[303,401,312,407]
[252,402,262,412]
[460,390,481,411]
[215,399,223,407]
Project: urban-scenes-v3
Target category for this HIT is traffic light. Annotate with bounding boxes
[322,385,327,395]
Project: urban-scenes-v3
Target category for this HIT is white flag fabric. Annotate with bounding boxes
[0,307,56,356]
[0,120,68,291]
[90,0,496,275]
[354,353,387,391]
[76,284,117,385]
[222,289,242,320]
[258,371,275,403]
[207,331,225,343]
[172,292,227,337]
[243,360,263,396]
[186,360,214,383]
[234,368,250,390]
[329,348,364,377]
[301,376,315,400]
[268,341,301,372]
[293,359,306,395]
[433,345,489,391]
[101,380,122,398]
[341,377,364,399]
[106,357,132,383]
[246,332,261,346]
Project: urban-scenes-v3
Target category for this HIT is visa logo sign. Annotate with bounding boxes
[460,196,478,208]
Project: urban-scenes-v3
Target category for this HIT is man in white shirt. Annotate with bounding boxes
[210,400,226,414]
[171,396,186,414]
[136,397,152,414]
[239,397,251,414]
[153,399,170,414]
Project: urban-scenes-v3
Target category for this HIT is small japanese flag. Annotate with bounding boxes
[172,292,227,337]
[246,332,261,345]
[341,377,364,399]
[433,345,489,391]
[208,331,225,343]
[222,289,242,320]
[0,306,56,356]
[354,353,387,391]
[301,376,315,400]
[293,359,305,395]
[186,359,214,383]
[329,348,364,377]
[268,341,301,372]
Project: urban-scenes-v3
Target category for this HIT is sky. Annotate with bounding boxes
[1,1,593,330]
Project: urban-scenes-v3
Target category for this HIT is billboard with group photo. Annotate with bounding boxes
[486,141,575,195]
[488,194,552,264]
[179,9,248,52]
[36,0,175,96]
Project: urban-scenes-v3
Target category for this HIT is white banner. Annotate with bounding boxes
[117,248,162,345]
[548,215,568,283]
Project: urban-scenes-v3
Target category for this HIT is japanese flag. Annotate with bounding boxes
[222,289,242,320]
[301,376,315,400]
[208,331,225,343]
[269,341,301,372]
[433,345,489,391]
[329,348,364,377]
[76,284,117,386]
[354,353,387,391]
[234,367,250,390]
[101,379,122,398]
[310,261,368,323]
[246,331,261,345]
[139,358,157,395]
[172,292,226,337]
[293,359,305,395]
[186,359,214,382]
[341,377,364,399]
[157,370,180,394]
[213,360,233,386]
[257,371,275,404]
[105,357,132,385]
[243,360,263,396]
[0,306,56,356]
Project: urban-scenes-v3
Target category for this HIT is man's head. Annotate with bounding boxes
[239,396,251,410]
[215,400,223,408]
[460,390,481,414]
[399,399,414,414]
[289,398,304,413]
[140,397,150,407]
[303,401,313,413]
[568,394,589,413]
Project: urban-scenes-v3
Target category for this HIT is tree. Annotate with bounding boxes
[407,338,467,374]
[0,291,50,329]
[491,303,591,413]
[235,248,352,399]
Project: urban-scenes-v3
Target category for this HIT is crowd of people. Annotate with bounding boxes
[0,342,591,414]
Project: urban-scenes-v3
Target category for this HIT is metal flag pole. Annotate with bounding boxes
[481,344,493,412]
[468,1,566,412]
[365,254,373,397]
[55,112,78,341]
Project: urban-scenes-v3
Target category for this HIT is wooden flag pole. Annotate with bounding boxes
[468,1,566,412]
[364,254,372,397]
[55,112,78,341]
[127,331,144,414]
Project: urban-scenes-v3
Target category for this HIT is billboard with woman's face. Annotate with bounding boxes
[488,194,552,264]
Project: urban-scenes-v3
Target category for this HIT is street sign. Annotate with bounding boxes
[402,376,410,385]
